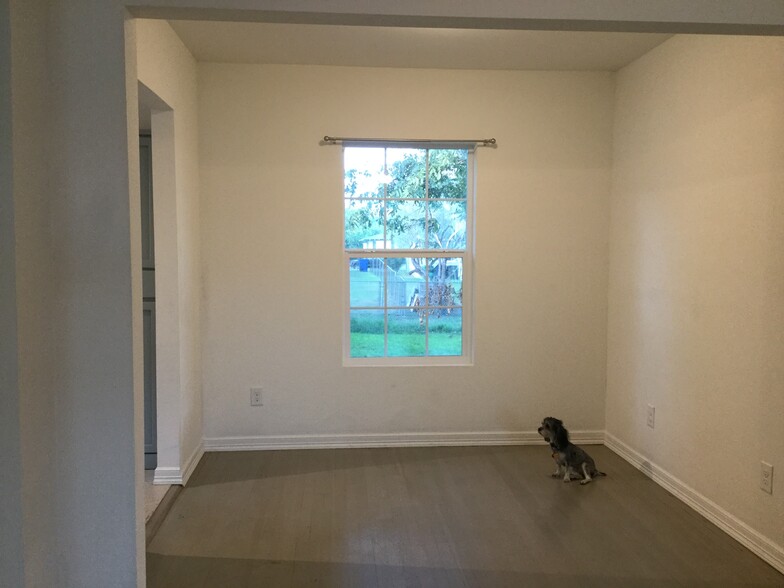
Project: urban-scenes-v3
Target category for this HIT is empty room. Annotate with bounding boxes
[2,2,783,587]
[140,15,783,587]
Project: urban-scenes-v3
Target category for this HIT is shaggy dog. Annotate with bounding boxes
[537,417,606,485]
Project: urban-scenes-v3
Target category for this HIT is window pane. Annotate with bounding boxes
[399,256,430,287]
[428,149,468,200]
[387,309,425,357]
[350,309,385,358]
[386,200,426,249]
[349,258,384,307]
[344,146,471,362]
[427,201,466,250]
[344,199,384,249]
[428,308,462,356]
[344,147,385,199]
[386,149,426,199]
[428,257,463,307]
[384,257,425,309]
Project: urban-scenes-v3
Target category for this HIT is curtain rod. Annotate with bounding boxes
[322,136,496,147]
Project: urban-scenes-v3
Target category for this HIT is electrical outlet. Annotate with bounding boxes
[761,462,773,494]
[250,387,263,406]
[646,404,655,429]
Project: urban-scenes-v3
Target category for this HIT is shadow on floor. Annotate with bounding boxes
[186,444,533,488]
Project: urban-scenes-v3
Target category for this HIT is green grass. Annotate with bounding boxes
[350,314,462,357]
[350,333,462,357]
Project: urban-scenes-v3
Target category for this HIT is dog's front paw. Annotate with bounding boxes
[563,477,571,483]
[580,479,591,485]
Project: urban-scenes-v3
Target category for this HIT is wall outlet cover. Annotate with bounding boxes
[251,387,263,406]
[761,461,773,494]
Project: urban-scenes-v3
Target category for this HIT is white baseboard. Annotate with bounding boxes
[152,467,181,485]
[203,429,605,452]
[605,432,784,575]
[152,441,204,486]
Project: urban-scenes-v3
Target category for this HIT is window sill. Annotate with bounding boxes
[343,356,473,368]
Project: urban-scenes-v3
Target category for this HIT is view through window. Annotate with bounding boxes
[344,146,472,363]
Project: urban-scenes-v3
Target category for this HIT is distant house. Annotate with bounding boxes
[360,235,390,250]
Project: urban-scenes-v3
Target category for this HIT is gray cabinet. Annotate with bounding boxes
[143,301,157,470]
[140,134,157,470]
[140,135,154,270]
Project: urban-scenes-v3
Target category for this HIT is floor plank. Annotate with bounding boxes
[147,445,783,588]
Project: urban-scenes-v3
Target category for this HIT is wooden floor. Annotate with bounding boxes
[147,445,783,587]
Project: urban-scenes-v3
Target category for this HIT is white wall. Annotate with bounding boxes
[607,34,784,561]
[199,64,613,445]
[4,1,60,583]
[2,1,145,585]
[3,1,137,586]
[136,19,203,482]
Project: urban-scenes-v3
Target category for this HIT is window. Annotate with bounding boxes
[344,145,473,365]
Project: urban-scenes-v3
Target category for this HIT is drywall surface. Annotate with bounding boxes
[9,0,59,581]
[199,63,612,443]
[4,1,145,585]
[607,34,784,554]
[136,19,203,478]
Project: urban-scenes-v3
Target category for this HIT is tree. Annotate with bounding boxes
[344,148,467,258]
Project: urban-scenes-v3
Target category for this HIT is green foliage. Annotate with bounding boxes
[344,148,468,252]
[427,150,468,200]
[344,199,383,248]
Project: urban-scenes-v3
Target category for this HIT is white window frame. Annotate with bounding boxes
[342,145,475,367]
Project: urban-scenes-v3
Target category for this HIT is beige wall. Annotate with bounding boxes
[607,35,784,556]
[199,63,613,443]
[137,19,203,481]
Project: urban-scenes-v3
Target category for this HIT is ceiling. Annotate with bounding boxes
[168,20,671,72]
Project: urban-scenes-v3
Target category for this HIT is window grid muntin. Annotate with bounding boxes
[347,253,465,358]
[344,146,471,362]
[344,147,466,254]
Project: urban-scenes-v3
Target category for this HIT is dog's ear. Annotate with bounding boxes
[553,420,569,447]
